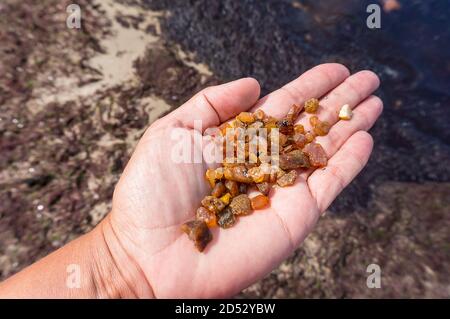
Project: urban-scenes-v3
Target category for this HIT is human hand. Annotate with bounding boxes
[102,64,382,298]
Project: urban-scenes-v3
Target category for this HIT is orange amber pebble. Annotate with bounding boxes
[293,133,307,148]
[313,121,330,136]
[224,180,239,197]
[211,182,226,198]
[247,166,268,183]
[305,132,315,143]
[256,182,271,195]
[205,169,216,188]
[286,104,303,121]
[279,150,311,170]
[305,98,319,113]
[201,196,226,214]
[237,112,255,124]
[224,166,253,183]
[303,142,328,167]
[181,220,212,251]
[276,118,294,135]
[214,167,224,179]
[309,115,319,127]
[251,195,270,210]
[254,109,266,121]
[196,207,217,228]
[279,133,288,146]
[294,124,305,134]
[276,170,298,187]
[263,115,277,123]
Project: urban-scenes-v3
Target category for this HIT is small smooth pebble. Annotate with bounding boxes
[339,104,353,120]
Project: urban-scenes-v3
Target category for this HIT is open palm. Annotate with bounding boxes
[107,64,382,298]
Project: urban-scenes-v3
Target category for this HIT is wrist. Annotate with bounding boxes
[89,214,154,298]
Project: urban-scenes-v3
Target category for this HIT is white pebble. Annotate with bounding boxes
[339,104,353,120]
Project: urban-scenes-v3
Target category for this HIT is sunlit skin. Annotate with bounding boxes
[0,64,382,298]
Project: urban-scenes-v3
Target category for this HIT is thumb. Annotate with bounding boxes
[163,77,261,132]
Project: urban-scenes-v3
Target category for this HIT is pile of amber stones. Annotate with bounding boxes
[182,98,330,251]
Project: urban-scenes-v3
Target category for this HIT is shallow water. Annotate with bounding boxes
[143,0,450,212]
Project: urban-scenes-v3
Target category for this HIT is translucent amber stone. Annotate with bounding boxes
[303,142,328,167]
[294,124,305,134]
[237,112,255,124]
[196,207,217,228]
[211,182,226,198]
[276,170,298,187]
[181,220,212,252]
[309,115,319,127]
[304,98,319,113]
[251,195,270,210]
[313,121,330,136]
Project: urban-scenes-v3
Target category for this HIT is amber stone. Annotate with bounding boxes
[305,132,315,143]
[237,112,255,124]
[224,165,253,183]
[254,109,266,121]
[205,168,216,188]
[217,207,236,229]
[231,118,246,128]
[201,196,226,214]
[196,207,217,228]
[279,132,288,146]
[247,165,269,183]
[286,104,303,121]
[294,124,305,134]
[211,182,226,198]
[309,115,319,127]
[220,193,232,205]
[251,195,270,210]
[276,118,294,135]
[263,115,278,125]
[305,98,319,113]
[224,180,239,197]
[181,220,212,252]
[276,170,298,187]
[282,144,296,154]
[293,133,307,148]
[256,182,271,195]
[313,121,330,136]
[303,142,328,167]
[279,150,311,170]
[276,168,286,179]
[229,194,252,216]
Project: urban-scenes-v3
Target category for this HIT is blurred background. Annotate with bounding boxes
[0,0,448,298]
